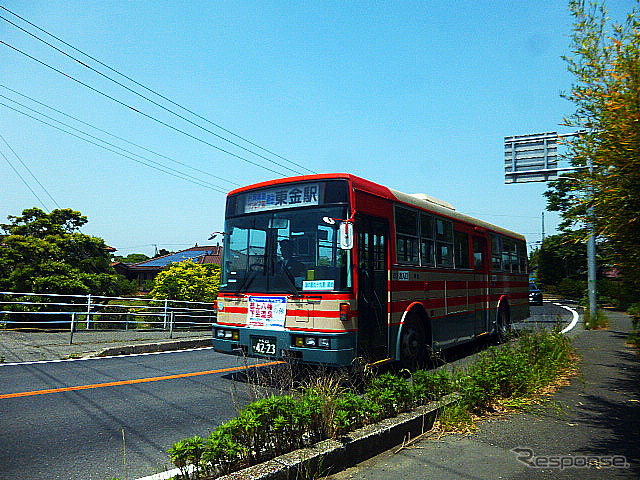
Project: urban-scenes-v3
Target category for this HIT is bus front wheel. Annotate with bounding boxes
[399,316,426,369]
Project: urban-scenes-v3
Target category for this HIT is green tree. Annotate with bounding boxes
[113,253,150,264]
[154,248,173,258]
[545,1,640,285]
[0,207,135,296]
[151,261,220,302]
[534,233,588,286]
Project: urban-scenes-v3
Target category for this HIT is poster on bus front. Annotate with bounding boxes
[247,296,287,330]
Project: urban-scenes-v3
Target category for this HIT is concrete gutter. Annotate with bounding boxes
[89,338,213,358]
[137,392,459,480]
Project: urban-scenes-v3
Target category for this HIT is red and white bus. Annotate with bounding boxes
[213,174,529,367]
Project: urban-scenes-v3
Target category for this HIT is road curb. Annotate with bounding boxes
[90,338,213,358]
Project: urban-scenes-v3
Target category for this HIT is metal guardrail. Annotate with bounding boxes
[0,291,217,344]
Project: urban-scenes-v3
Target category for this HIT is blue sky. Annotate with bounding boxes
[1,1,635,257]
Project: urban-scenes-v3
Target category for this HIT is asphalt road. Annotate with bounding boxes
[0,302,578,480]
[0,349,279,480]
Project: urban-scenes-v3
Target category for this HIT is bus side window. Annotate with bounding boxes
[473,237,485,270]
[395,206,419,264]
[491,234,502,271]
[454,231,470,269]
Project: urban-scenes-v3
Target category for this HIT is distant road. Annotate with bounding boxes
[0,302,578,480]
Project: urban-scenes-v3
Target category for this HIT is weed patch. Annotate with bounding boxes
[583,308,610,330]
[439,328,575,431]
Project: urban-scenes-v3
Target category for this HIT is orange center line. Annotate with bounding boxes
[0,360,284,400]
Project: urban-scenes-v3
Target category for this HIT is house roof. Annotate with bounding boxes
[128,245,223,270]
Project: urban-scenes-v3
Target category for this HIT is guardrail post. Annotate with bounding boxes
[125,313,129,331]
[69,312,76,345]
[86,294,92,329]
[169,311,174,339]
[163,299,168,329]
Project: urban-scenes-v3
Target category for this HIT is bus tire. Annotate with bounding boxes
[496,305,511,343]
[399,315,426,369]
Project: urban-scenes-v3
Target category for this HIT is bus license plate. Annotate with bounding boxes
[251,337,277,356]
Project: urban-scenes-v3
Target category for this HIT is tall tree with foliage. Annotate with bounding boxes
[532,232,589,286]
[151,261,220,302]
[545,1,640,284]
[0,207,135,295]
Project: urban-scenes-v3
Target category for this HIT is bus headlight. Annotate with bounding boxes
[216,328,239,341]
[318,337,330,348]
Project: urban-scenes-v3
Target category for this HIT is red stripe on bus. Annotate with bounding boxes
[287,327,357,333]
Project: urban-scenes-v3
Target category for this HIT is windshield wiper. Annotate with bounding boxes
[235,269,258,293]
[280,264,300,295]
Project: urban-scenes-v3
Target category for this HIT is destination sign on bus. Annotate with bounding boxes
[247,296,287,330]
[244,183,320,213]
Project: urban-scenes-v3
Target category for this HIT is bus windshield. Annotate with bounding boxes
[220,206,352,294]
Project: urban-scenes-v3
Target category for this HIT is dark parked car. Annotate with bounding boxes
[529,282,543,306]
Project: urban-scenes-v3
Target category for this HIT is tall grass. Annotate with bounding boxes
[439,327,574,431]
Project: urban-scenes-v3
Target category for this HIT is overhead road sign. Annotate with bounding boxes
[504,132,559,183]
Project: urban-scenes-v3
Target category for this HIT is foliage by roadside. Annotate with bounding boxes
[151,261,220,302]
[166,328,575,479]
[0,208,136,325]
[583,307,610,330]
[438,328,575,432]
[544,1,640,287]
[0,208,135,296]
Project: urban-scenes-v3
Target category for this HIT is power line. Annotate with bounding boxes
[0,84,240,188]
[0,100,229,193]
[0,40,292,178]
[0,8,315,175]
[0,132,61,209]
[0,146,49,211]
[0,95,230,193]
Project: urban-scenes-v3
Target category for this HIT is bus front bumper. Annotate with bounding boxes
[212,324,356,367]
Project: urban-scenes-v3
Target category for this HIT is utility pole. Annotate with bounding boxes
[587,156,597,320]
[541,212,545,243]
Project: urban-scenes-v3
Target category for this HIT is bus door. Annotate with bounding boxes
[355,214,389,360]
[473,236,490,335]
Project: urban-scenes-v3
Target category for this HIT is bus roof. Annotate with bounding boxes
[228,173,526,241]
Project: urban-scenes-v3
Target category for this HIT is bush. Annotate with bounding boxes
[332,391,374,437]
[411,369,453,402]
[366,373,414,418]
[440,328,574,430]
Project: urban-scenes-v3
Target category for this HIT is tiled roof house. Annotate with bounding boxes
[113,245,223,291]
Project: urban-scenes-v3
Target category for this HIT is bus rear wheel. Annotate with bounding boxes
[399,316,426,369]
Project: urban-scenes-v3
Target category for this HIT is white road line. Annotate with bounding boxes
[554,302,580,333]
[0,346,214,367]
[136,465,192,480]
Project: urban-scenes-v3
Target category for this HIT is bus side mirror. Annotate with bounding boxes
[339,222,354,250]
